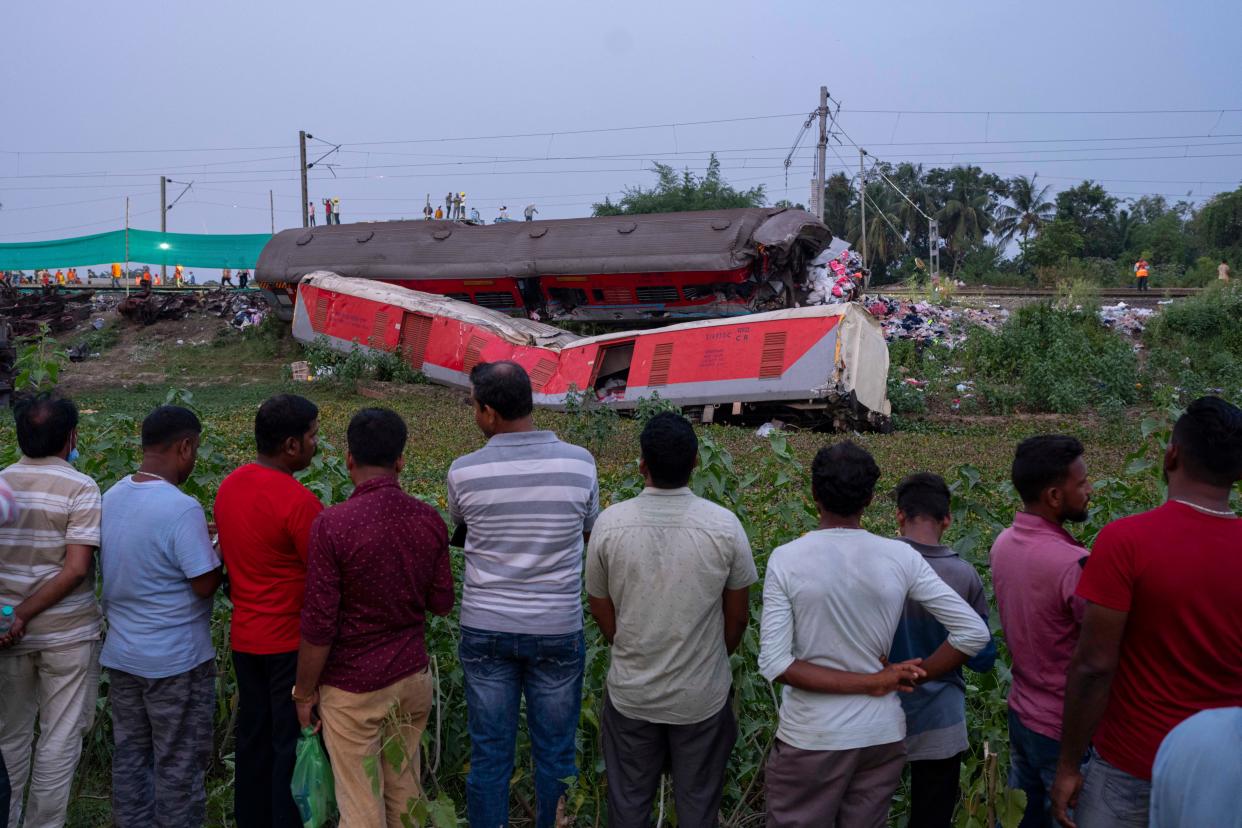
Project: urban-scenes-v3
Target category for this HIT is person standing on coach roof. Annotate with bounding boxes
[587,412,757,828]
[294,407,455,828]
[0,393,103,828]
[989,436,1092,828]
[447,361,600,828]
[213,394,323,828]
[1050,396,1242,828]
[100,405,222,828]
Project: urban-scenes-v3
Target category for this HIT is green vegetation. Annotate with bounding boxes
[0,359,1178,826]
[592,154,765,216]
[1144,282,1242,400]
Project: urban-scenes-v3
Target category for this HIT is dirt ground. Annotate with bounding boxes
[57,310,291,394]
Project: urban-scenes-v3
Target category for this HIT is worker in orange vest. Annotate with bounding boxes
[110,262,122,288]
[174,264,184,287]
[55,270,65,285]
[1134,258,1150,292]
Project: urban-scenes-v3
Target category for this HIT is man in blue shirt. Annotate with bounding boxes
[889,473,997,828]
[1150,707,1242,828]
[100,406,222,828]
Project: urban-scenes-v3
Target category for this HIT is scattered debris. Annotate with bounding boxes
[1097,302,1154,337]
[856,295,1010,347]
[754,420,786,437]
[0,284,94,337]
[289,361,311,382]
[116,289,269,328]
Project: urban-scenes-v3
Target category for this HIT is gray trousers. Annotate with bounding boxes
[1073,749,1150,828]
[109,659,216,828]
[601,693,737,828]
[764,737,906,828]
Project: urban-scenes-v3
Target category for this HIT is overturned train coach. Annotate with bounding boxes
[257,207,830,324]
[292,273,891,431]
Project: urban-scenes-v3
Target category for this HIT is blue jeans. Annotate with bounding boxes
[1073,749,1150,828]
[1007,708,1060,828]
[459,626,585,828]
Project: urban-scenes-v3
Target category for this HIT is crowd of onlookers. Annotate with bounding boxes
[0,365,1239,828]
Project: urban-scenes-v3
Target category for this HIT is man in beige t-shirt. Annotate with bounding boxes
[1219,260,1231,283]
[586,412,757,828]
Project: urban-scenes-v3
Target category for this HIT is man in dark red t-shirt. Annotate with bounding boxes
[1051,396,1242,828]
[214,394,322,828]
[293,407,454,825]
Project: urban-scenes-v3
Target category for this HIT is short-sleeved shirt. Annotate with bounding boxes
[758,529,991,752]
[0,457,102,653]
[585,487,757,725]
[889,539,997,761]
[301,477,454,693]
[1077,501,1242,780]
[1151,707,1242,828]
[0,477,16,526]
[989,512,1087,740]
[214,463,323,654]
[447,431,599,635]
[100,477,220,679]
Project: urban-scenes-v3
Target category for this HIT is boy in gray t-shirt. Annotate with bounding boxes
[587,413,757,828]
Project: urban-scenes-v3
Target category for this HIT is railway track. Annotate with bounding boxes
[880,285,1202,299]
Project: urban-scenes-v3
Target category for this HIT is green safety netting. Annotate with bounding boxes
[0,229,272,270]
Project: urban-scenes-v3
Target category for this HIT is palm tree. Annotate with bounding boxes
[995,174,1055,246]
[936,168,995,275]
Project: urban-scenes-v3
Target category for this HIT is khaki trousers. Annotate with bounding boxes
[0,640,102,828]
[320,668,433,828]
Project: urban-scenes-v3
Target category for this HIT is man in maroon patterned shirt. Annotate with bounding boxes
[293,407,454,827]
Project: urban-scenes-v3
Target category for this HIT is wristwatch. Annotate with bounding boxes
[291,685,317,704]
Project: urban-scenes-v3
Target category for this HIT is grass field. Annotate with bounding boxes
[8,318,1171,826]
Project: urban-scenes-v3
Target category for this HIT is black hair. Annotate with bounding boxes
[1011,435,1085,504]
[1172,396,1242,487]
[141,406,202,449]
[640,412,698,488]
[470,361,533,421]
[894,472,951,522]
[811,441,881,517]
[254,394,319,455]
[347,407,408,468]
[14,393,78,458]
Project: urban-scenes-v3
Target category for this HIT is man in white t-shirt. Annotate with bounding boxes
[759,441,990,827]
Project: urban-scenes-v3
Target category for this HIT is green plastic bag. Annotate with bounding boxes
[291,727,335,828]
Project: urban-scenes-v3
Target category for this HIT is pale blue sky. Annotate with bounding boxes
[1,0,1239,243]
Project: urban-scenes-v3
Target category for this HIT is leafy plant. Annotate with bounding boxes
[14,323,68,391]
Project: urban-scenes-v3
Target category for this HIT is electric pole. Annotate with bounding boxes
[270,190,275,234]
[160,175,167,285]
[299,130,309,228]
[815,86,828,223]
[858,148,867,275]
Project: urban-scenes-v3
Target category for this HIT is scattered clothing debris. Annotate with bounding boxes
[1098,302,1154,337]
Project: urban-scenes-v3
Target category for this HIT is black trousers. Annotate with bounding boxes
[232,651,302,828]
[601,692,737,828]
[908,753,963,828]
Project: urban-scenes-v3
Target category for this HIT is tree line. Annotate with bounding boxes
[595,154,1242,286]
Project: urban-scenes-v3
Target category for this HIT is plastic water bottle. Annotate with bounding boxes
[0,605,13,636]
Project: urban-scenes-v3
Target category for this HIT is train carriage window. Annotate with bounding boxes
[592,342,634,403]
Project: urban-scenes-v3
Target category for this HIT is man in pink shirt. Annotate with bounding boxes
[990,435,1092,828]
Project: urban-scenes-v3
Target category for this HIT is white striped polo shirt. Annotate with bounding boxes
[447,430,599,635]
[0,456,103,652]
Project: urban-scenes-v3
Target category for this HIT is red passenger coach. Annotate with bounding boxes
[257,208,830,325]
[293,273,891,431]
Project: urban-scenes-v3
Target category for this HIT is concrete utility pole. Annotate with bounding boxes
[299,130,309,228]
[160,176,167,284]
[269,190,275,234]
[815,86,828,223]
[858,148,867,273]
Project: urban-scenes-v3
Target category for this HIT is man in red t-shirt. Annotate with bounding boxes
[214,394,322,828]
[1051,396,1242,828]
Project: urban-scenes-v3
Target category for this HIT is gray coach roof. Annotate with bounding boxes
[256,207,831,283]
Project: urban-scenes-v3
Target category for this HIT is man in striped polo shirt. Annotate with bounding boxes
[448,361,600,828]
[0,394,103,828]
